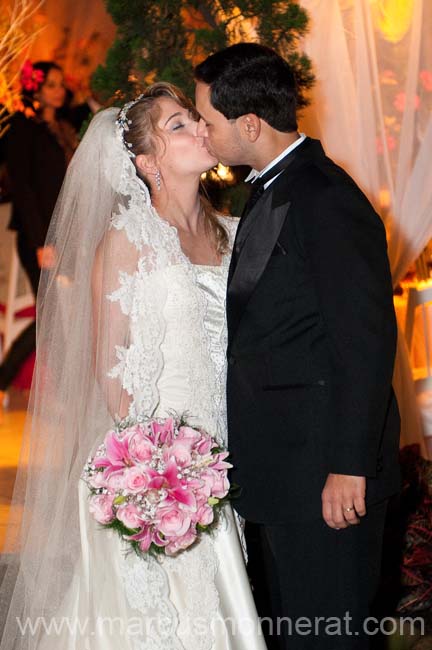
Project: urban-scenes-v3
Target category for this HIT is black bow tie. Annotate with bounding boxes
[243,147,301,214]
[243,182,266,215]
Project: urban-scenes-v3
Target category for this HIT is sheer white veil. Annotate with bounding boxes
[0,107,172,649]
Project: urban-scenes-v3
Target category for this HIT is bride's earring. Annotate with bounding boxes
[155,170,161,191]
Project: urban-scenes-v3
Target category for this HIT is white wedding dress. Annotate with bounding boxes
[38,214,267,650]
[0,110,267,650]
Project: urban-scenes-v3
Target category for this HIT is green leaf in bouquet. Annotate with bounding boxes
[211,446,224,454]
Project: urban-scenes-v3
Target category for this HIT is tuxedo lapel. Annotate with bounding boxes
[233,142,305,256]
[226,137,323,346]
[233,190,264,252]
[227,190,291,345]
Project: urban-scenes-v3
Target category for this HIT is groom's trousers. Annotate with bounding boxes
[247,500,388,650]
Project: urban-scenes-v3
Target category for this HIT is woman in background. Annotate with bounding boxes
[0,61,77,409]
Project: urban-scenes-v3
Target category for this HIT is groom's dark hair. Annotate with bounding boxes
[194,43,298,132]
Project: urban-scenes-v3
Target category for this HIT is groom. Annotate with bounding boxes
[195,44,400,649]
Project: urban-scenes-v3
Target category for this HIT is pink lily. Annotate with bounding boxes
[94,430,133,476]
[152,531,170,547]
[196,438,213,456]
[209,451,233,471]
[126,525,153,552]
[148,460,197,510]
[150,418,175,445]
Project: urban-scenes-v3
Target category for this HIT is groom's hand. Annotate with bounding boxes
[321,474,366,529]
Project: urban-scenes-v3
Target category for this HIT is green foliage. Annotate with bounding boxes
[92,0,315,105]
[193,27,227,53]
[92,38,135,101]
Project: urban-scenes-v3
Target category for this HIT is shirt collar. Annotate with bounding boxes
[244,133,307,185]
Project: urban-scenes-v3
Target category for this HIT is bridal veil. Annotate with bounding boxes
[0,107,186,648]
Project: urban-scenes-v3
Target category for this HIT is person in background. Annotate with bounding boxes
[0,61,77,411]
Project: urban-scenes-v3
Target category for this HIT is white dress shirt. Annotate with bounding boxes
[245,132,307,189]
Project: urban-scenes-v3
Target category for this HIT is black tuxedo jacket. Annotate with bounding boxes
[226,138,400,524]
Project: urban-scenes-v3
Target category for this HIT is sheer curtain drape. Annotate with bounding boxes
[299,0,432,454]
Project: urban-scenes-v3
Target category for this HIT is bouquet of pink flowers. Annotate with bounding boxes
[82,416,233,557]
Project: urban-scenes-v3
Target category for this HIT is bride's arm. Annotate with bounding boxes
[91,226,138,420]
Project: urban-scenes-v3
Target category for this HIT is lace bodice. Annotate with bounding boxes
[156,263,229,441]
[107,209,237,444]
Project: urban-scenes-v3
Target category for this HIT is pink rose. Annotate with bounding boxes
[177,426,201,443]
[197,503,214,526]
[89,494,115,524]
[200,467,229,497]
[88,471,108,490]
[158,507,191,538]
[210,472,230,499]
[117,503,142,530]
[194,492,208,510]
[123,467,149,493]
[200,469,216,497]
[166,440,192,467]
[165,529,197,556]
[129,429,154,463]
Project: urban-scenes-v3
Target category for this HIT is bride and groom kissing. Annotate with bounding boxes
[0,43,400,650]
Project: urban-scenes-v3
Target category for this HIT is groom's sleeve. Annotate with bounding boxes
[306,181,397,477]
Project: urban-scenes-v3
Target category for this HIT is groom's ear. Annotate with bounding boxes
[238,114,261,143]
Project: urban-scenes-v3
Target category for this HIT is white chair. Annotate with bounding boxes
[0,202,35,361]
[404,283,432,458]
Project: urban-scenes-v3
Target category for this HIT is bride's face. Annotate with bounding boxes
[154,97,218,177]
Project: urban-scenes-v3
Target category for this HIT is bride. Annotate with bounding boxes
[0,83,267,650]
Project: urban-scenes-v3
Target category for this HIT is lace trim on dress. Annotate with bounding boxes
[107,193,239,648]
[121,553,185,650]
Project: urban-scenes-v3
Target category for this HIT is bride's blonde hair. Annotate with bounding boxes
[124,82,229,255]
